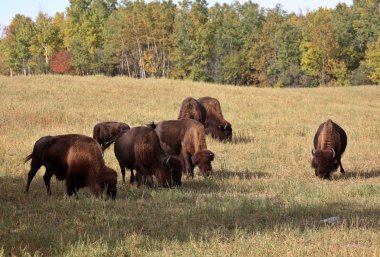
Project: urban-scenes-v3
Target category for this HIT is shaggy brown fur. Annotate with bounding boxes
[198,97,232,141]
[177,97,206,124]
[149,119,215,177]
[114,126,182,187]
[93,121,130,152]
[311,119,347,179]
[24,134,117,199]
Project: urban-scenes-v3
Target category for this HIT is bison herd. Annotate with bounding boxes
[24,96,347,199]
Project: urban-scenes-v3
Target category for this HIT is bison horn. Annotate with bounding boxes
[165,157,171,166]
[224,124,228,130]
[311,148,315,155]
[331,148,335,159]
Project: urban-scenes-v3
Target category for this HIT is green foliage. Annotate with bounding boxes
[348,62,375,85]
[301,8,346,85]
[365,36,380,83]
[30,13,63,74]
[1,15,35,76]
[0,0,379,86]
[171,0,211,81]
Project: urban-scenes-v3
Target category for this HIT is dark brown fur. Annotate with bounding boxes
[24,134,117,199]
[198,97,232,141]
[93,121,130,152]
[149,119,215,177]
[311,119,347,179]
[114,126,182,187]
[177,97,206,124]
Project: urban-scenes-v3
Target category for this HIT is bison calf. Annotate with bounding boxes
[150,119,215,178]
[311,119,347,179]
[24,134,117,199]
[114,126,182,187]
[93,121,130,152]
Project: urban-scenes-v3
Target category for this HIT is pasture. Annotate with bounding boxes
[0,75,379,256]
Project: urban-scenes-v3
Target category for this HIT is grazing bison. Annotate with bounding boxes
[114,126,182,187]
[24,134,117,199]
[198,97,232,141]
[311,119,347,179]
[149,119,215,178]
[178,97,206,124]
[93,121,130,152]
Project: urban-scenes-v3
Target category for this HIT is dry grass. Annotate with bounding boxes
[0,75,379,256]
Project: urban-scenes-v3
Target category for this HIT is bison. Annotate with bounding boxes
[178,97,206,124]
[311,119,347,179]
[198,97,232,141]
[114,126,182,187]
[24,134,117,199]
[149,119,215,178]
[93,121,130,152]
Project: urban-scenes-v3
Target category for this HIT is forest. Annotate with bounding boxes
[0,0,379,87]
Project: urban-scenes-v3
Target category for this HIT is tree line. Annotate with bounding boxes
[0,0,379,87]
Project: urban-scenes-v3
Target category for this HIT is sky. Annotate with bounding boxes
[0,0,353,28]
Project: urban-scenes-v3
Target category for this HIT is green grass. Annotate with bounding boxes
[0,75,379,256]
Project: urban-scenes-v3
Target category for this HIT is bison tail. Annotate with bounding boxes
[146,121,157,129]
[24,153,33,163]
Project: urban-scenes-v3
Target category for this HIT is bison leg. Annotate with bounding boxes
[136,172,143,187]
[118,162,126,184]
[66,175,78,197]
[339,160,345,174]
[129,169,135,184]
[136,164,151,187]
[182,153,194,178]
[323,172,331,180]
[89,182,101,198]
[145,175,153,187]
[43,169,54,195]
[24,158,42,193]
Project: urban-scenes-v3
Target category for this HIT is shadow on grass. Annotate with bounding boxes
[1,174,380,255]
[335,169,380,180]
[230,130,254,144]
[213,169,271,180]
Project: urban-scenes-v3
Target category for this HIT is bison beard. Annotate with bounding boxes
[311,119,347,180]
[24,134,117,199]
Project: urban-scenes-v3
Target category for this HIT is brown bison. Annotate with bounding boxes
[24,134,117,199]
[114,126,182,187]
[93,121,130,152]
[178,97,206,124]
[198,97,232,141]
[149,119,215,178]
[311,119,347,179]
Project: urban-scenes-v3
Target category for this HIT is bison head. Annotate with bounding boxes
[311,148,338,180]
[191,150,215,177]
[206,122,232,142]
[156,156,183,187]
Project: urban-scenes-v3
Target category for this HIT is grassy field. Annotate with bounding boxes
[0,75,379,256]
